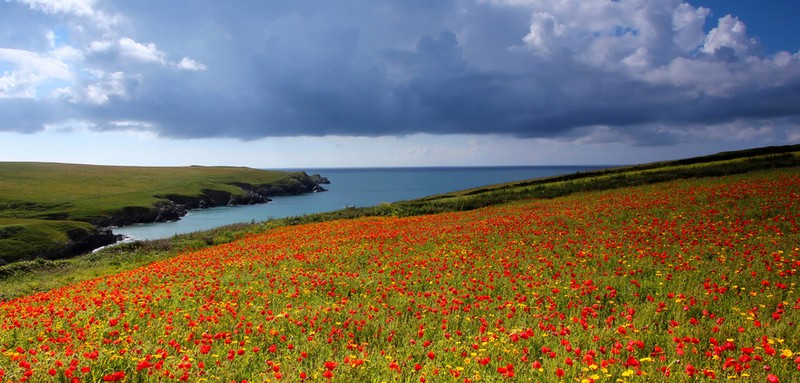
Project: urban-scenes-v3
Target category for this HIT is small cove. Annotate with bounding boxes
[113,166,610,240]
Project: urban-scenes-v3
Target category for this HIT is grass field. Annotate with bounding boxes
[0,163,296,223]
[0,166,798,382]
[0,163,312,263]
[0,218,99,260]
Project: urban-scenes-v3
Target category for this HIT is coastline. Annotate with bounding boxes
[0,167,329,264]
[114,166,611,241]
[103,172,330,243]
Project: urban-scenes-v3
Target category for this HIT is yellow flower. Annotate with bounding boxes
[621,369,635,377]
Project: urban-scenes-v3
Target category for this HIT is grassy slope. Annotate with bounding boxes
[1,145,799,299]
[0,162,293,222]
[0,163,303,263]
[0,218,98,259]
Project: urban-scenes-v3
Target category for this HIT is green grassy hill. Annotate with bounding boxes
[0,163,319,263]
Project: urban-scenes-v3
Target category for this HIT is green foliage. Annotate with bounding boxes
[0,218,98,263]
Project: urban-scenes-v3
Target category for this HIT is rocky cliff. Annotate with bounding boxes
[100,171,328,227]
[0,166,330,264]
[0,223,119,265]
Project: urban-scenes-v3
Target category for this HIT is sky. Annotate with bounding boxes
[1,0,799,168]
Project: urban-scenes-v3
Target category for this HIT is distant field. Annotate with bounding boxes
[0,163,292,222]
[0,162,309,263]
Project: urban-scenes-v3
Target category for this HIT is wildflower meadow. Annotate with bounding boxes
[1,169,798,382]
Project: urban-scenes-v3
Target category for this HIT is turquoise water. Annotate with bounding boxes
[113,166,609,240]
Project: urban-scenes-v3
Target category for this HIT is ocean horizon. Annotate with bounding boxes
[113,165,613,241]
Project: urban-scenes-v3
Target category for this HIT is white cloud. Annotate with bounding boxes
[83,71,128,104]
[107,120,159,139]
[509,0,686,68]
[42,119,95,133]
[522,12,565,53]
[502,1,763,70]
[703,15,755,56]
[672,3,709,52]
[772,51,795,67]
[88,39,114,53]
[46,30,57,48]
[636,33,800,97]
[50,45,84,61]
[0,2,202,106]
[0,47,73,98]
[88,38,205,70]
[176,57,207,71]
[643,57,736,96]
[118,37,166,64]
[0,72,36,98]
[14,0,119,29]
[492,0,800,99]
[621,46,651,69]
[0,48,72,79]
[109,120,156,130]
[55,70,129,105]
[15,0,96,17]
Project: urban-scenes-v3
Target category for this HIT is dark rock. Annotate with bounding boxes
[154,201,188,222]
[246,172,328,196]
[33,227,122,261]
[229,191,271,205]
[59,228,120,258]
[102,171,327,230]
[310,173,331,184]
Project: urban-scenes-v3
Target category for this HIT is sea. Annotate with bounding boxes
[113,166,610,241]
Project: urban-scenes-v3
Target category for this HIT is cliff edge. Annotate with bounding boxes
[0,164,329,263]
[102,171,328,227]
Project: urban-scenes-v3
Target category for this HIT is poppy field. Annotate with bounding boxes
[1,169,799,382]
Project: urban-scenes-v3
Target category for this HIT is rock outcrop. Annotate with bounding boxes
[309,173,331,185]
[0,225,120,264]
[58,228,120,259]
[101,171,329,227]
[0,169,330,264]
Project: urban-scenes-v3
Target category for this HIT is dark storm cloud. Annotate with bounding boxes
[0,98,60,133]
[1,0,799,146]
